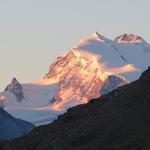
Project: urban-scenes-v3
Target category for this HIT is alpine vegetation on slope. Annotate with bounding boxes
[2,67,150,150]
[0,108,35,141]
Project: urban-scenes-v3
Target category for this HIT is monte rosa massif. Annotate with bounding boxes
[0,32,150,126]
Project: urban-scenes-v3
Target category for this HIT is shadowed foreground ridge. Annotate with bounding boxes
[1,67,150,150]
[0,108,35,141]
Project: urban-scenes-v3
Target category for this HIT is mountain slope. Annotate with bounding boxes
[1,67,150,150]
[0,83,59,126]
[39,49,128,110]
[74,32,150,79]
[4,78,24,102]
[100,74,128,95]
[1,49,128,111]
[1,32,150,125]
[40,32,150,109]
[0,108,35,141]
[0,83,58,108]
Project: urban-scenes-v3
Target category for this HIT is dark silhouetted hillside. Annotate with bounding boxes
[0,108,35,141]
[1,67,150,150]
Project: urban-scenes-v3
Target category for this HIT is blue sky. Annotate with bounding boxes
[0,0,150,90]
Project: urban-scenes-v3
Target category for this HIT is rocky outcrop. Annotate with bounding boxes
[43,49,127,110]
[100,74,128,95]
[4,78,24,102]
[115,33,144,43]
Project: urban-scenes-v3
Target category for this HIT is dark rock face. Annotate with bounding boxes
[100,75,128,95]
[1,68,150,150]
[115,33,144,43]
[5,78,24,102]
[0,108,35,141]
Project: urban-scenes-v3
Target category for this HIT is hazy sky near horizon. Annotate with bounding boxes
[0,0,150,90]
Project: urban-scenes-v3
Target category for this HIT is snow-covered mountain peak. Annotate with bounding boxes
[2,32,150,125]
[115,33,144,43]
[11,77,18,84]
[38,48,129,111]
[5,77,20,90]
[90,32,108,42]
[73,32,111,51]
[4,77,24,102]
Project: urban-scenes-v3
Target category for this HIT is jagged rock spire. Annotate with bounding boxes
[4,77,24,102]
